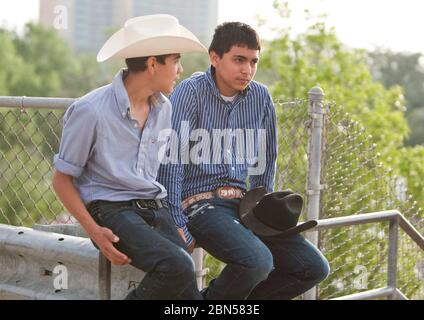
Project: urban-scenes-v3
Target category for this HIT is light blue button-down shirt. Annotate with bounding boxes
[54,69,170,204]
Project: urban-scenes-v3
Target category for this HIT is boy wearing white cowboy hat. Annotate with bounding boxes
[52,14,207,300]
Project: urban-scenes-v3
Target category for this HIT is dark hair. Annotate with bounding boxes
[125,54,169,73]
[209,22,261,57]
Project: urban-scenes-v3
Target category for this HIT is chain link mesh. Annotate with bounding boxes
[317,103,423,299]
[0,97,423,299]
[0,107,71,226]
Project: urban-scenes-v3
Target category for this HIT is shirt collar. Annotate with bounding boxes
[150,92,167,108]
[112,69,167,119]
[206,66,251,99]
[112,69,131,118]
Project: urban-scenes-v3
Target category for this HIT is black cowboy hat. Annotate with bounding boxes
[239,186,317,238]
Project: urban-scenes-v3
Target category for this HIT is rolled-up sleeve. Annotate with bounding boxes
[53,100,97,177]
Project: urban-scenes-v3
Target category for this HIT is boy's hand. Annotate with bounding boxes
[90,226,132,265]
[177,227,196,253]
[177,227,187,242]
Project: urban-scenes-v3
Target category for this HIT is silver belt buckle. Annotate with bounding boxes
[217,187,236,199]
[187,203,209,220]
[135,200,148,210]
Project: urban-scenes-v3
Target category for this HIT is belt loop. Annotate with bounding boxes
[155,199,163,209]
[212,189,218,198]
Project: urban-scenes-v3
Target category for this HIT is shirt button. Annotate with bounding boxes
[231,167,235,171]
[122,112,126,117]
[227,149,231,154]
[134,123,138,128]
[139,169,142,173]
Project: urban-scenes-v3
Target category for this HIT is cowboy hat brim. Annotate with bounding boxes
[242,210,317,237]
[97,24,207,62]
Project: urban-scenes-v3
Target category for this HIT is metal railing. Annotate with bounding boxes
[95,209,424,300]
[96,208,424,300]
[0,96,75,110]
[313,209,424,300]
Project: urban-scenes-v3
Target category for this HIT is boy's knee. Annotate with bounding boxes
[308,256,330,284]
[246,246,274,281]
[159,248,196,280]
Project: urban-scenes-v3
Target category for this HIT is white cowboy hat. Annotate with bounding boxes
[97,14,207,62]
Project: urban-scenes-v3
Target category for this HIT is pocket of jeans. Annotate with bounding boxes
[135,208,156,227]
[86,202,103,224]
[87,202,124,225]
[186,202,215,224]
[185,199,208,213]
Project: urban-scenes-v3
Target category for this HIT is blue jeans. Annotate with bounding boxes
[88,200,202,300]
[247,233,330,299]
[186,198,274,299]
[186,198,330,300]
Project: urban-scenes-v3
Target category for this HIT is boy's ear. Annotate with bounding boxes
[146,56,157,74]
[209,51,220,68]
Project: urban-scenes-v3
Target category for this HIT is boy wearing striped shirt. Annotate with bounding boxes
[158,22,329,300]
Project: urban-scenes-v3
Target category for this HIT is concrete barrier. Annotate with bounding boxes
[1,223,206,299]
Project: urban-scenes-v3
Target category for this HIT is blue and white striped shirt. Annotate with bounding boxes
[157,67,277,244]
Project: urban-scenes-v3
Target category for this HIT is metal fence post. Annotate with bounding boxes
[304,86,325,300]
[388,218,399,300]
[98,253,111,300]
[192,248,206,290]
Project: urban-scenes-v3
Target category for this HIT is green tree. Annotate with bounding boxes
[405,108,424,146]
[12,23,77,97]
[180,53,210,80]
[0,29,36,96]
[12,23,113,98]
[367,50,424,145]
[257,3,423,198]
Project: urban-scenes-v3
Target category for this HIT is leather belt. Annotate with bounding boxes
[133,198,168,210]
[88,198,168,211]
[182,187,244,210]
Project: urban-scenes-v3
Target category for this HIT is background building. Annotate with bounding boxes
[39,0,217,53]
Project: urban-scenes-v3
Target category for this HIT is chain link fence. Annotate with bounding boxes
[0,95,423,299]
[318,104,424,299]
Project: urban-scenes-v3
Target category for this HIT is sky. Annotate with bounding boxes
[0,0,423,54]
[219,0,424,54]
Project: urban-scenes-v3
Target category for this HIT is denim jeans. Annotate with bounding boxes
[186,198,274,299]
[186,198,330,300]
[87,200,202,300]
[247,233,330,299]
